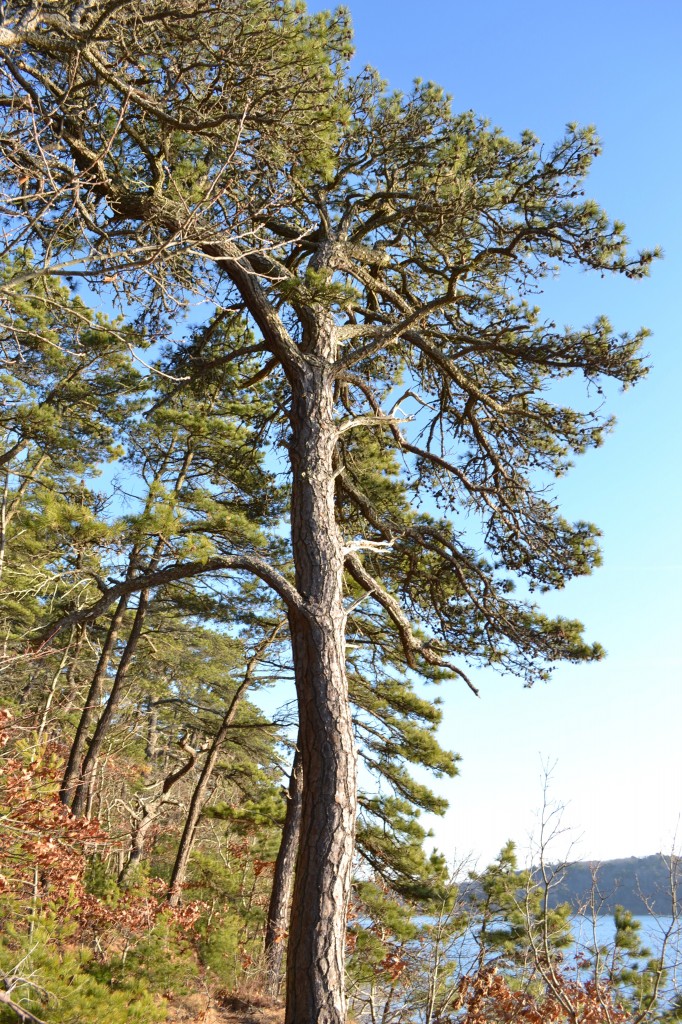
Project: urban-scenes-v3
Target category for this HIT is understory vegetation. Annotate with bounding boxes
[1,654,680,1024]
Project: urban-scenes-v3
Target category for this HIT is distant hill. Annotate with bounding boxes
[544,854,680,915]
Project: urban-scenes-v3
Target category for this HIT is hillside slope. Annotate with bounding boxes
[546,854,679,914]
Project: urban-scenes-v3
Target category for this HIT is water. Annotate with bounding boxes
[573,914,679,960]
[349,915,682,1024]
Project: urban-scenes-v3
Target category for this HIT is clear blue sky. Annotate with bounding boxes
[306,0,682,867]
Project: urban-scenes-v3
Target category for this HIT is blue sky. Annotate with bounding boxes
[305,0,682,866]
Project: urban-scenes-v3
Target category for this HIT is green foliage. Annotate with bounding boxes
[596,905,670,1018]
[357,794,449,902]
[112,914,198,997]
[469,841,573,963]
[194,909,243,990]
[0,919,167,1024]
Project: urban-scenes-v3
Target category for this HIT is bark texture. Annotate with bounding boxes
[284,361,358,1024]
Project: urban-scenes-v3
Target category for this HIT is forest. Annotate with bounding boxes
[0,2,678,1023]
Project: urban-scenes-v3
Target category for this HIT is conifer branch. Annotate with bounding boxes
[345,552,479,696]
[39,554,301,641]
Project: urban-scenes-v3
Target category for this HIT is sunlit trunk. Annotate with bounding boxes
[285,362,357,1024]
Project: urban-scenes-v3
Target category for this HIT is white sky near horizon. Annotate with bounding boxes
[301,0,682,868]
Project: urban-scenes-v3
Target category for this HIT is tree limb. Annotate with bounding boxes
[39,553,301,641]
[344,551,478,696]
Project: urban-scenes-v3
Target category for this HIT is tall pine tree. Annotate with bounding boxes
[0,7,656,1021]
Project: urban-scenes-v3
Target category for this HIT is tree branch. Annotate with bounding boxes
[39,553,301,641]
[0,990,49,1024]
[344,551,479,696]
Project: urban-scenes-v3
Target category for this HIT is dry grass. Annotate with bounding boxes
[166,989,284,1024]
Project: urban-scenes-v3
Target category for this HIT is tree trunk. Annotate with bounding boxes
[0,470,9,583]
[145,700,159,760]
[63,623,86,712]
[36,640,71,744]
[120,803,156,885]
[284,362,357,1024]
[70,591,148,817]
[265,746,303,996]
[167,740,221,906]
[84,756,99,818]
[167,671,253,905]
[119,742,201,885]
[64,454,189,809]
[60,594,128,807]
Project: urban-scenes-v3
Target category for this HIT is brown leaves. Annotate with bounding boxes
[379,950,408,983]
[0,707,11,746]
[253,859,275,878]
[0,740,109,907]
[455,964,629,1024]
[0,710,204,940]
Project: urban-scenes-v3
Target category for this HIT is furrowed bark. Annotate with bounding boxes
[284,359,357,1024]
[265,746,303,997]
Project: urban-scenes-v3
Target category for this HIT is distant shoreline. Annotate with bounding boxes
[543,853,680,915]
[455,854,680,916]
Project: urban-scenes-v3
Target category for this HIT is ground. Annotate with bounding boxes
[166,991,285,1024]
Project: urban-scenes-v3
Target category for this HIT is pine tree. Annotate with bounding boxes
[0,8,656,1021]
